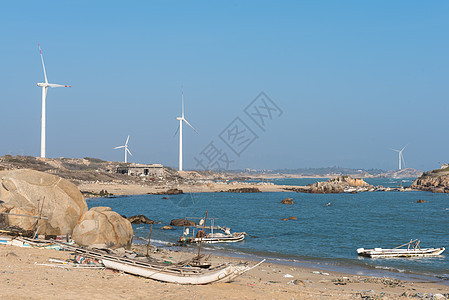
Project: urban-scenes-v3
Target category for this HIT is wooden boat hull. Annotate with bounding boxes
[101,259,250,285]
[357,247,445,258]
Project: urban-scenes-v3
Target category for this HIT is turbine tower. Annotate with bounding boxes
[175,87,198,171]
[391,145,407,170]
[114,135,133,163]
[36,44,71,158]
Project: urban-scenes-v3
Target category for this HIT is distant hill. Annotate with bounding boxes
[221,167,385,177]
[374,168,423,178]
[0,155,176,184]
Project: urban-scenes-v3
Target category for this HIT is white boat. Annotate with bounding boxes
[357,239,445,258]
[178,217,246,244]
[179,232,246,244]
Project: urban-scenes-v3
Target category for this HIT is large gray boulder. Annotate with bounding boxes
[0,169,87,235]
[72,207,133,249]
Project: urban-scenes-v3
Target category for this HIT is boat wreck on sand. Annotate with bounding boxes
[54,240,264,285]
[357,239,445,258]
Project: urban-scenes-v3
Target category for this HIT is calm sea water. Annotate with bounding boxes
[87,178,449,281]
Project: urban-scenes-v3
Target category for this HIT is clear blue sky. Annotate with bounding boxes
[1,1,448,171]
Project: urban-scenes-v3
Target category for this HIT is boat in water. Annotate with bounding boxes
[357,239,445,258]
[178,217,246,244]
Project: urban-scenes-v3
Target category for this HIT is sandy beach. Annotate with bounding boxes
[78,181,294,196]
[1,242,448,299]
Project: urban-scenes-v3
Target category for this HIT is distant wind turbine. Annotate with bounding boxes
[175,87,198,171]
[36,44,71,158]
[114,135,133,163]
[391,145,407,170]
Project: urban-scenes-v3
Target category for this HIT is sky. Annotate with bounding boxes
[1,1,448,171]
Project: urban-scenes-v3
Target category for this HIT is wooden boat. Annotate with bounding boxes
[178,217,246,244]
[179,232,246,244]
[357,239,445,258]
[101,258,263,285]
[52,240,264,285]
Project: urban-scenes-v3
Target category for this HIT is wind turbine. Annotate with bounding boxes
[391,145,407,170]
[36,44,71,158]
[175,87,198,171]
[114,135,133,163]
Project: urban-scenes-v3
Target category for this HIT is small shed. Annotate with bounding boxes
[116,164,163,177]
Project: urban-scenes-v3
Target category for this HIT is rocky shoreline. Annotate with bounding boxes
[411,168,449,193]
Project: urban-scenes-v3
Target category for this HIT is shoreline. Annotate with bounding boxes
[1,241,448,299]
[140,239,449,287]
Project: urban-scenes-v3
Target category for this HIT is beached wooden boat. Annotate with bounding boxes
[101,257,262,285]
[51,240,264,285]
[357,239,445,258]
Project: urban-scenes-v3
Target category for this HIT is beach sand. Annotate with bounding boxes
[1,243,448,299]
[78,181,294,196]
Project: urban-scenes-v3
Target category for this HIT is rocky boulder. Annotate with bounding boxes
[72,207,133,250]
[281,198,294,204]
[127,215,154,224]
[170,219,196,227]
[0,169,87,235]
[286,176,373,194]
[166,188,183,195]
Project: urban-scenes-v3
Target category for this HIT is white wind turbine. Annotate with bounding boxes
[391,145,407,170]
[114,135,133,163]
[36,44,71,158]
[175,88,198,171]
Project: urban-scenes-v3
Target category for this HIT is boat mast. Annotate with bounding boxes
[197,210,208,258]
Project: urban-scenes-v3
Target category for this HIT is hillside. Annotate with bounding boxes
[0,155,178,184]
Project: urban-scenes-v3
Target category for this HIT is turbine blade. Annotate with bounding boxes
[183,118,198,134]
[401,153,406,168]
[181,86,184,118]
[390,148,400,152]
[401,144,408,152]
[38,43,48,84]
[114,146,125,149]
[173,124,180,137]
[126,148,133,156]
[126,135,130,145]
[48,83,71,88]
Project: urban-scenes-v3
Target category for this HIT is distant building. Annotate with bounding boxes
[116,164,163,177]
[441,163,448,169]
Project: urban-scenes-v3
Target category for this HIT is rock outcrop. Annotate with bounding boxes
[287,176,374,194]
[227,187,261,193]
[170,219,196,227]
[127,215,154,224]
[166,188,183,195]
[0,169,87,235]
[281,198,294,204]
[72,207,133,249]
[411,169,449,193]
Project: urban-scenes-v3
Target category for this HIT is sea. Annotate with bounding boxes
[87,178,449,283]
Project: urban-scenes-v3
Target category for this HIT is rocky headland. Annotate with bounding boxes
[411,167,449,193]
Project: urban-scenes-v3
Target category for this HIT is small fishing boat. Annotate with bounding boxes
[178,217,246,244]
[357,239,445,258]
[53,240,264,285]
[179,232,246,244]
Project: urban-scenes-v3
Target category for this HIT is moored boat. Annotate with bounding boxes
[357,239,445,258]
